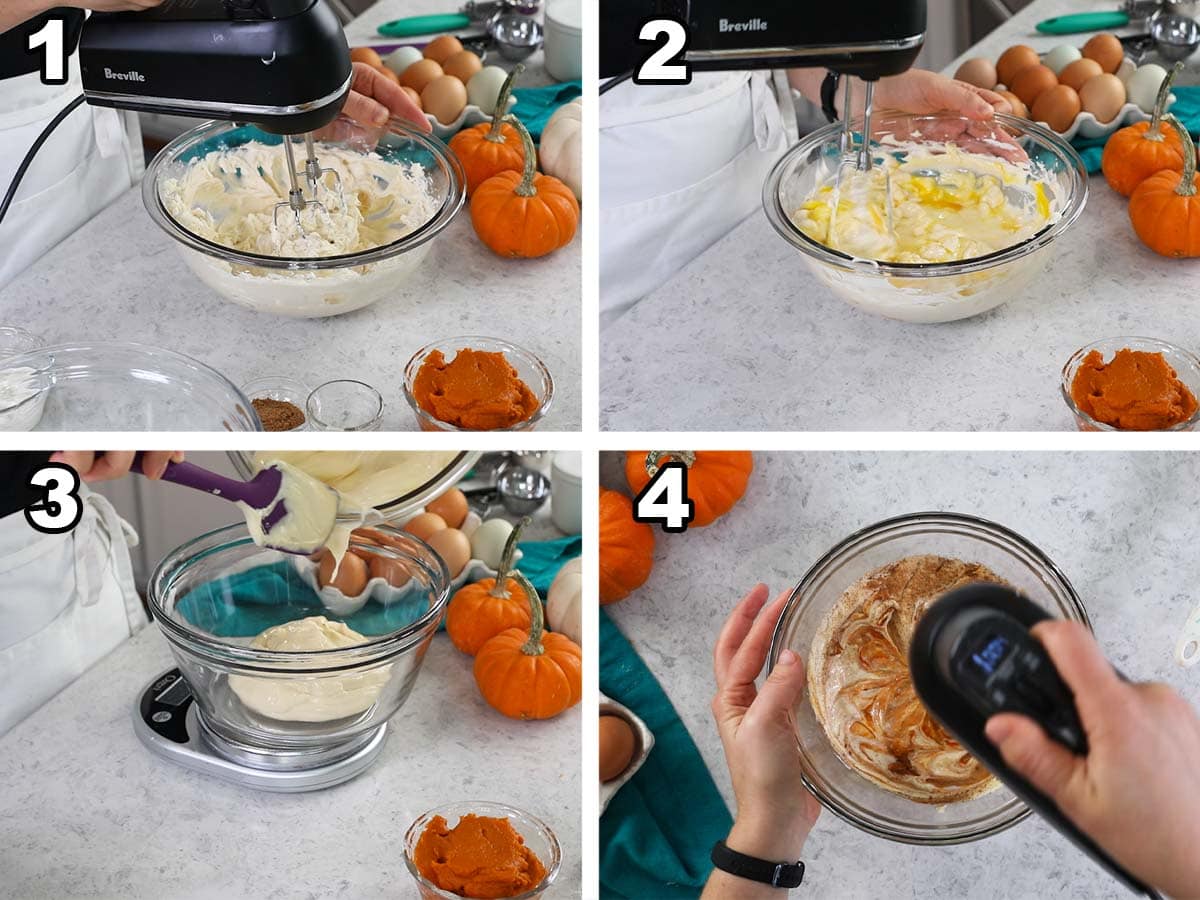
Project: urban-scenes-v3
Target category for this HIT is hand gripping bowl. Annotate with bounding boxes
[148,523,451,765]
[143,117,466,318]
[763,112,1088,324]
[767,512,1090,844]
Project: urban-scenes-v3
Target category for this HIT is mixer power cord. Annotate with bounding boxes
[0,93,86,227]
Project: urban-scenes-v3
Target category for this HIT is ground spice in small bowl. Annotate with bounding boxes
[252,397,305,431]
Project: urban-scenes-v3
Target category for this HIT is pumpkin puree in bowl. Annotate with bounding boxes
[1070,348,1199,430]
[412,349,538,430]
[413,813,547,898]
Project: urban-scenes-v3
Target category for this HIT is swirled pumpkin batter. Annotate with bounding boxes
[413,813,547,899]
[808,555,1006,804]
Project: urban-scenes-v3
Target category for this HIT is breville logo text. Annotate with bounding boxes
[104,67,145,81]
[718,17,768,32]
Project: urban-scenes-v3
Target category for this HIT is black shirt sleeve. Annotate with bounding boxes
[0,451,55,519]
[0,9,85,80]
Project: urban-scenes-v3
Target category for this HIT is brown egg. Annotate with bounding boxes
[1031,84,1082,132]
[400,85,423,111]
[1058,57,1104,92]
[368,553,412,588]
[1079,73,1126,123]
[955,57,998,90]
[404,511,447,541]
[1082,33,1124,74]
[400,58,444,93]
[426,488,468,529]
[996,45,1040,87]
[1011,64,1058,107]
[599,714,636,782]
[317,549,369,596]
[423,34,464,65]
[427,527,471,578]
[421,74,468,125]
[997,90,1028,118]
[442,49,483,84]
[350,46,383,69]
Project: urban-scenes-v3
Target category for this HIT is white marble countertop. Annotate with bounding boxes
[0,0,579,432]
[602,450,1200,898]
[600,0,1200,431]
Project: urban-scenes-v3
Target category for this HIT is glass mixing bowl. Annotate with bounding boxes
[763,112,1087,323]
[148,523,450,757]
[0,341,259,431]
[143,117,466,319]
[768,511,1090,844]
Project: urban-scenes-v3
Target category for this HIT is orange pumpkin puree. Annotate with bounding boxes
[412,349,539,430]
[413,814,547,899]
[1070,348,1198,430]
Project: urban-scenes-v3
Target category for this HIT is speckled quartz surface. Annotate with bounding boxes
[0,0,579,432]
[600,0,1200,431]
[602,451,1200,898]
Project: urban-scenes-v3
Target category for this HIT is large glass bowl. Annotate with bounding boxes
[0,341,259,431]
[143,117,466,318]
[148,523,450,757]
[768,512,1090,844]
[763,112,1088,323]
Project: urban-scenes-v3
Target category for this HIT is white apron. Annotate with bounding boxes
[0,51,144,288]
[598,70,799,327]
[0,486,145,737]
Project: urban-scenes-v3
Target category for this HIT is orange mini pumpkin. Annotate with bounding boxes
[625,451,753,528]
[598,488,654,605]
[1101,62,1184,197]
[445,517,530,656]
[474,569,582,720]
[470,116,580,258]
[1129,115,1200,258]
[447,64,525,195]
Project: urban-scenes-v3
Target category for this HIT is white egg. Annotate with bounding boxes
[470,518,523,570]
[1125,63,1169,113]
[467,65,510,112]
[384,46,424,76]
[1116,57,1137,85]
[1042,44,1082,75]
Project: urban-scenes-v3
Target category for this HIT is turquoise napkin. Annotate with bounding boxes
[511,81,581,142]
[600,610,733,900]
[517,535,582,595]
[1072,84,1200,173]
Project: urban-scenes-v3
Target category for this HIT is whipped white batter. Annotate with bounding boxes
[160,141,438,258]
[228,616,392,722]
[252,451,460,509]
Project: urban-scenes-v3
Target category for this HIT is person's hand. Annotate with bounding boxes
[711,584,820,864]
[50,451,184,482]
[873,68,1011,119]
[985,621,1200,899]
[341,61,429,132]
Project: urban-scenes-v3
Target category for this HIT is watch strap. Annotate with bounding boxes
[820,70,841,122]
[710,840,805,889]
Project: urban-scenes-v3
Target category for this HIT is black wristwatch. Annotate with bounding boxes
[820,70,841,122]
[710,840,806,889]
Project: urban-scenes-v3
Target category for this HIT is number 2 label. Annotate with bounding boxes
[27,16,68,86]
[25,464,83,535]
[635,17,691,85]
[633,461,694,533]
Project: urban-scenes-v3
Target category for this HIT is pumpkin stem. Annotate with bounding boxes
[644,451,697,477]
[485,64,524,142]
[488,516,530,599]
[509,568,546,656]
[505,115,539,198]
[1166,114,1197,198]
[1148,62,1183,140]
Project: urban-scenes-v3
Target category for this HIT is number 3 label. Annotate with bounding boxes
[635,17,691,85]
[633,462,694,533]
[26,464,83,534]
[27,16,68,85]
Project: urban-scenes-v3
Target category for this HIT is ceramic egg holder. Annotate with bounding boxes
[599,693,655,815]
[427,96,517,141]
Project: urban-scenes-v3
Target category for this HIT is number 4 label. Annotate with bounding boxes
[25,464,83,534]
[633,461,694,533]
[27,16,68,85]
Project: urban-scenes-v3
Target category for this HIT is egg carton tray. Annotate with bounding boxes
[600,693,655,816]
[1051,94,1176,141]
[427,95,516,140]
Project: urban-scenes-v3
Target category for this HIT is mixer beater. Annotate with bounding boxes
[274,133,346,232]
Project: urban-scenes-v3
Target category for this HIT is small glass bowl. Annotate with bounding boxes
[0,325,41,359]
[403,801,561,900]
[306,379,383,431]
[1061,336,1200,432]
[402,336,554,432]
[241,375,311,432]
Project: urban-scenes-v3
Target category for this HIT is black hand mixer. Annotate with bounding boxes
[79,0,353,228]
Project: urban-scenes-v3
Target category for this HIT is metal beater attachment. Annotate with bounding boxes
[271,134,343,233]
[301,133,344,210]
[828,78,894,246]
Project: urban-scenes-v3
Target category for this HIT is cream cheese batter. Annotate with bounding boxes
[252,451,460,509]
[228,616,391,722]
[160,141,438,258]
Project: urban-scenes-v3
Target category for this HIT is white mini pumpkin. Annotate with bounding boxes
[546,556,582,644]
[539,97,582,202]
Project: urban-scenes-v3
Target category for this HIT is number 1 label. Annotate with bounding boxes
[28,16,68,85]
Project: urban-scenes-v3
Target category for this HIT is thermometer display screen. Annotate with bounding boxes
[970,634,1011,676]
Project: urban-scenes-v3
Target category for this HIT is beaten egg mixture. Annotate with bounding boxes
[793,144,1053,263]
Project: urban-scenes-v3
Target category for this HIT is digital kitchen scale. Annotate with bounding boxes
[133,669,388,793]
[910,584,1161,899]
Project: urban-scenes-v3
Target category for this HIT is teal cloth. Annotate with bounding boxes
[1073,84,1200,173]
[600,610,733,900]
[511,81,581,142]
[516,535,581,595]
